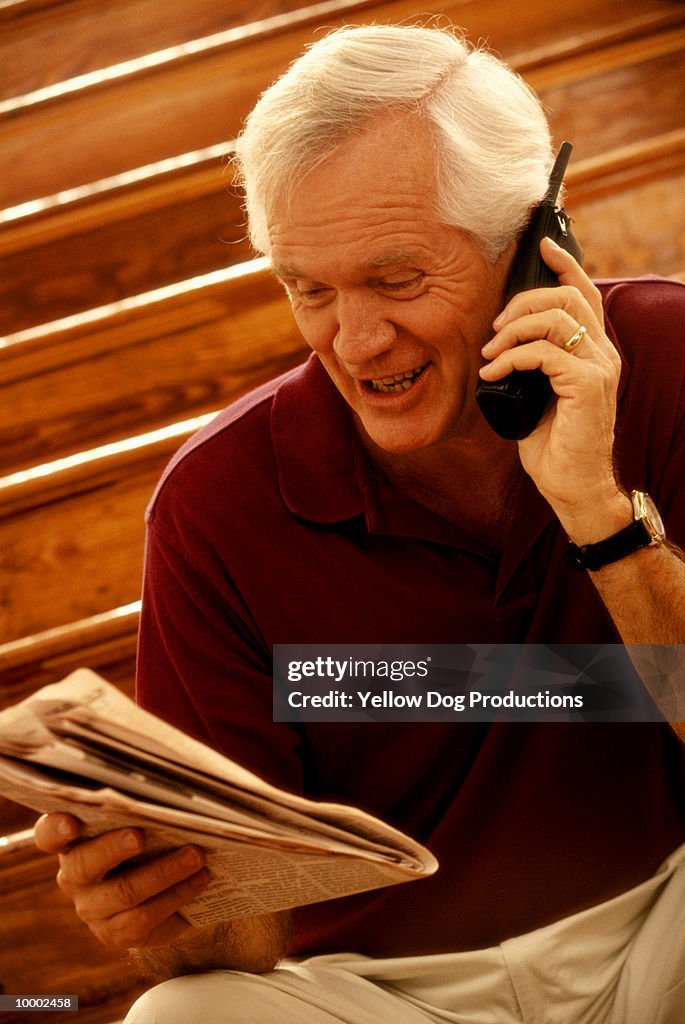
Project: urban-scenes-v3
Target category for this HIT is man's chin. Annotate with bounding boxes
[354,416,448,458]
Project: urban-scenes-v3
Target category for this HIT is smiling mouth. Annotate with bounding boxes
[367,364,427,394]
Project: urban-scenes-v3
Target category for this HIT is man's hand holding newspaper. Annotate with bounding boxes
[0,669,437,962]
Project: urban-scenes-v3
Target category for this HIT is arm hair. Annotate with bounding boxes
[130,911,292,983]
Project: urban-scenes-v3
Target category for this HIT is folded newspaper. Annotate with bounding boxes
[0,669,438,926]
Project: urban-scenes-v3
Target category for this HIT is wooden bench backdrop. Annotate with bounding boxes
[1,0,684,1020]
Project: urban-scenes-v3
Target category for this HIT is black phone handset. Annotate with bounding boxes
[475,141,583,440]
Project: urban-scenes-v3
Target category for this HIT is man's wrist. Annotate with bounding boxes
[555,488,633,547]
[565,490,667,574]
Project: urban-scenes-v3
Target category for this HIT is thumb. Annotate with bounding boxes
[34,812,83,853]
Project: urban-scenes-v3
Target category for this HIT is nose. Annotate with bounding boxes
[332,291,397,369]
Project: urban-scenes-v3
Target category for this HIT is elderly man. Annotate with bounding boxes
[36,23,685,1024]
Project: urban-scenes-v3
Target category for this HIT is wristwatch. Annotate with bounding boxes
[567,490,665,572]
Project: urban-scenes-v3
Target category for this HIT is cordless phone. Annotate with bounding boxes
[475,141,583,440]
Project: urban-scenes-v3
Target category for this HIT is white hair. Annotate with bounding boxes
[233,23,554,260]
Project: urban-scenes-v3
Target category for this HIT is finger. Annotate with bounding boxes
[495,283,604,343]
[478,338,586,386]
[57,827,147,891]
[478,339,619,413]
[34,813,83,853]
[539,237,605,322]
[89,869,210,950]
[492,281,619,370]
[482,308,588,360]
[74,844,206,920]
[479,337,552,382]
[495,235,606,340]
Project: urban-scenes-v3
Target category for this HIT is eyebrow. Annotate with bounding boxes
[272,251,418,281]
[271,263,301,281]
[364,251,416,270]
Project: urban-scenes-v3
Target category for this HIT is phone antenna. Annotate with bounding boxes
[543,141,573,205]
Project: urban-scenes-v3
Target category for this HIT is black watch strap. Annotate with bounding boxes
[567,519,651,572]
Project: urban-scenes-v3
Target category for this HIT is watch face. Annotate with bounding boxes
[632,491,666,542]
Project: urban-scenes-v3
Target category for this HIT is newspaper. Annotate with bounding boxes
[0,669,438,925]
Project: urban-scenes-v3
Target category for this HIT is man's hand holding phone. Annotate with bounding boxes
[479,237,630,545]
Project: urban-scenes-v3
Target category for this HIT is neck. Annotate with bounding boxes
[362,429,522,544]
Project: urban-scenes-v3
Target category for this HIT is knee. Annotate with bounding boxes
[124,971,250,1024]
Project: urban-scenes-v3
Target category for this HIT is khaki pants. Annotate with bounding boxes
[125,842,685,1024]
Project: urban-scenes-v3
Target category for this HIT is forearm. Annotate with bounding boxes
[587,543,685,730]
[588,542,685,646]
[558,490,685,725]
[551,481,685,641]
[130,911,292,983]
[552,487,683,729]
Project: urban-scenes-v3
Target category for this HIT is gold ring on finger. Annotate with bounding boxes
[563,324,587,352]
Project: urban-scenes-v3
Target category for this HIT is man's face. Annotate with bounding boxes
[269,114,513,454]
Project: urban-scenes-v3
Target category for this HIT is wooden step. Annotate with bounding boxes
[2,0,682,209]
[0,158,251,337]
[0,0,323,102]
[0,0,383,208]
[0,604,139,831]
[0,261,307,472]
[0,602,138,701]
[565,130,685,280]
[0,423,194,642]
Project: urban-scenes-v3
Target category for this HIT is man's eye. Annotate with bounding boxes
[295,285,332,305]
[380,273,425,293]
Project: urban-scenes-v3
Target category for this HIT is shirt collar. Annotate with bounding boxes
[271,354,364,524]
[270,355,520,560]
[270,355,484,546]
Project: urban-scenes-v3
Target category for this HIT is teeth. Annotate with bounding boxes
[370,365,425,394]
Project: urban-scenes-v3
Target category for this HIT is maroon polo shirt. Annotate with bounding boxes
[137,277,685,954]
